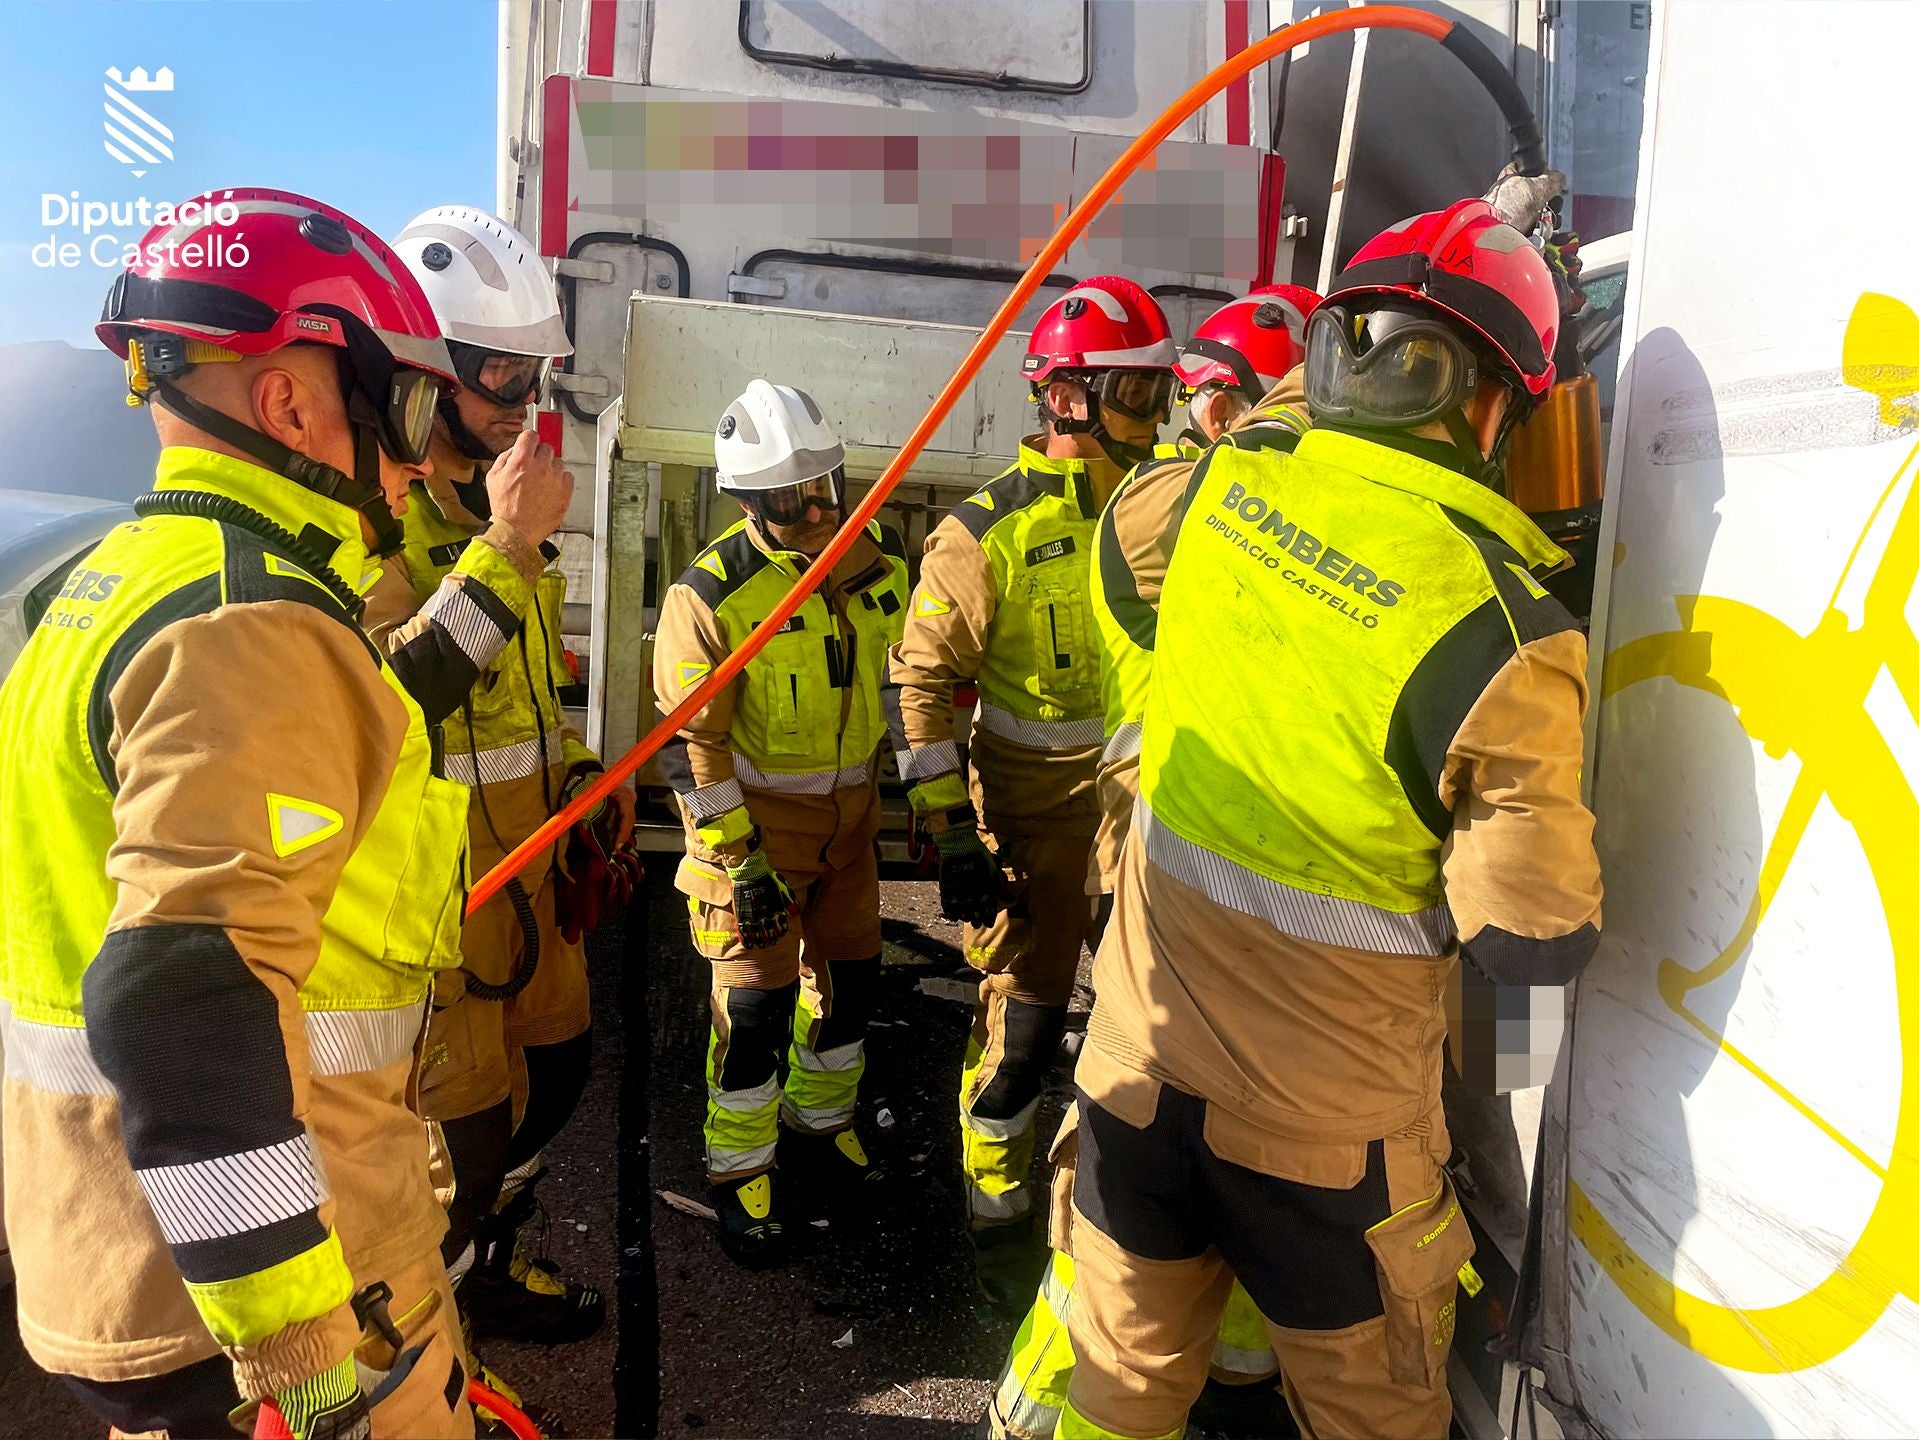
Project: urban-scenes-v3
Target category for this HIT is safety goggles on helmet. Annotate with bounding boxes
[449,340,553,408]
[1303,303,1482,429]
[747,466,845,526]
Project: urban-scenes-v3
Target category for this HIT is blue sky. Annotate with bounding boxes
[0,0,497,348]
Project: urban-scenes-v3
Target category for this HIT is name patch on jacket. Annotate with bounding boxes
[1207,480,1406,619]
[1023,536,1077,568]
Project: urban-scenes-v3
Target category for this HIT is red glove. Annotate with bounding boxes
[555,764,642,944]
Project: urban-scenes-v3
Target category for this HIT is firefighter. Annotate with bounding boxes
[653,381,909,1264]
[1056,200,1605,1440]
[376,206,634,1353]
[983,284,1322,1440]
[0,192,512,1439]
[887,277,1178,1307]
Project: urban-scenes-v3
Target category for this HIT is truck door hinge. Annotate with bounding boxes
[549,372,612,398]
[554,257,615,282]
[727,273,788,301]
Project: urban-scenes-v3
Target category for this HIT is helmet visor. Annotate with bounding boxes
[1304,304,1477,428]
[751,467,844,526]
[1097,368,1178,422]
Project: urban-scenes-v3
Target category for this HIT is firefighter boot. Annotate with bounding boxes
[460,1170,605,1345]
[711,1170,789,1266]
[781,1124,890,1224]
[970,1212,1046,1320]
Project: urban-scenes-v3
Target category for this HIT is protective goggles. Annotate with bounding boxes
[449,340,554,408]
[748,467,845,526]
[1303,303,1479,428]
[1046,368,1177,423]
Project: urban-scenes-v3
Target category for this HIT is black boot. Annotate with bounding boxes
[460,1170,605,1345]
[970,1213,1045,1320]
[781,1126,890,1223]
[711,1171,789,1267]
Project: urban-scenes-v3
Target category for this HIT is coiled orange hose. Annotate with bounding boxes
[471,2,1535,914]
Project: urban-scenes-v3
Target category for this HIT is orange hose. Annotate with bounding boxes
[468,1378,543,1440]
[469,3,1454,915]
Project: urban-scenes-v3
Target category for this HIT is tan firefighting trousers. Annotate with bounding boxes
[1059,1077,1475,1440]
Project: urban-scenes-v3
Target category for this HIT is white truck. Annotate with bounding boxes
[496,2,1919,1436]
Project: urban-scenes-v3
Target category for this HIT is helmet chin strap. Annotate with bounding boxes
[1440,386,1532,493]
[1043,388,1157,472]
[150,380,405,556]
[439,394,496,464]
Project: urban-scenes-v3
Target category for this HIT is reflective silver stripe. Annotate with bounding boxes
[976,702,1104,749]
[792,1038,864,1074]
[781,1095,855,1131]
[4,1007,417,1092]
[304,1007,422,1077]
[420,582,511,669]
[1138,801,1455,956]
[960,1093,1040,1142]
[442,728,566,786]
[1211,1340,1281,1378]
[968,1183,1033,1221]
[733,749,876,794]
[898,737,960,783]
[135,1135,322,1246]
[993,1254,1075,1435]
[707,1140,779,1174]
[1001,1391,1062,1439]
[1101,720,1143,765]
[684,777,745,821]
[1,1009,110,1094]
[1037,1252,1074,1315]
[708,1075,780,1112]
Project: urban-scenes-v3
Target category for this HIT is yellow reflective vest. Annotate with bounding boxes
[681,517,909,787]
[1141,428,1571,935]
[0,447,468,1384]
[398,476,589,785]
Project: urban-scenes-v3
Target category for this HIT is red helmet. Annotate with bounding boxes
[1313,199,1558,409]
[1023,276,1177,382]
[1022,277,1177,444]
[1174,284,1322,401]
[98,188,454,470]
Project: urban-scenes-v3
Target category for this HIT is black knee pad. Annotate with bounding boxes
[813,954,881,1054]
[972,1000,1068,1120]
[716,980,799,1092]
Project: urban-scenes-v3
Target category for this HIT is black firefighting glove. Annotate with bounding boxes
[725,842,797,950]
[931,821,1008,927]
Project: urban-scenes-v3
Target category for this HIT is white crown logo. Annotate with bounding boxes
[106,66,174,92]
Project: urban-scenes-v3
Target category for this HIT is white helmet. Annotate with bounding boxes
[714,381,845,494]
[394,206,571,359]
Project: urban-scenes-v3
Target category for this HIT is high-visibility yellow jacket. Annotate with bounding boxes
[1086,374,1312,891]
[653,516,909,881]
[1084,427,1603,1145]
[0,448,513,1397]
[890,439,1130,832]
[374,472,595,789]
